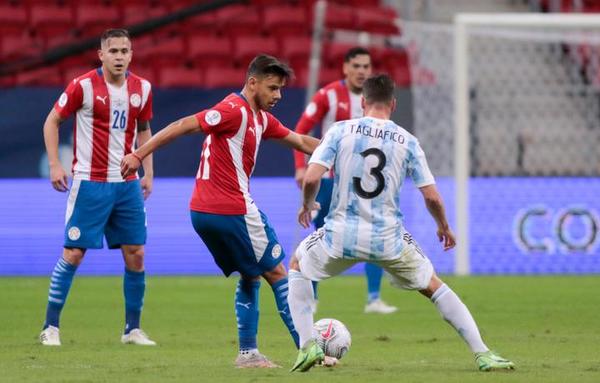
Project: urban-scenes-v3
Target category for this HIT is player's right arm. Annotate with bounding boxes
[120,115,202,178]
[121,103,239,178]
[45,79,83,192]
[419,185,455,251]
[43,109,68,192]
[293,89,329,187]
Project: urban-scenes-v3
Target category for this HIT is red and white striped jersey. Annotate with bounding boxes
[293,80,362,172]
[54,68,153,182]
[191,93,291,215]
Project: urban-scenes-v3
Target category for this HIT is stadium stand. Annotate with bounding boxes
[0,0,411,88]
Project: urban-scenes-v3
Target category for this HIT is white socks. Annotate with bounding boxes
[431,283,489,353]
[288,270,315,348]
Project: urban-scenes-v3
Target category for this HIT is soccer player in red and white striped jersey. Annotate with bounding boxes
[40,29,156,347]
[121,55,320,368]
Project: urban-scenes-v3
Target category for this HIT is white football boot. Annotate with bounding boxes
[364,298,398,314]
[40,326,61,346]
[121,329,156,346]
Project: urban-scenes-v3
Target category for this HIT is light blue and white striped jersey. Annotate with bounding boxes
[309,117,435,260]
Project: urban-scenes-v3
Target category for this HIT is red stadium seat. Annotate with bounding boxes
[187,35,233,68]
[347,0,381,6]
[44,32,81,51]
[135,37,186,68]
[380,47,409,70]
[76,5,121,37]
[217,5,261,38]
[324,43,356,67]
[233,36,278,67]
[250,0,281,5]
[0,74,16,88]
[183,12,218,35]
[0,5,28,36]
[280,36,311,70]
[263,5,309,38]
[62,65,95,84]
[0,33,42,61]
[29,4,74,38]
[130,35,156,52]
[123,4,170,27]
[203,66,246,88]
[355,9,399,35]
[297,66,342,88]
[323,3,355,30]
[318,66,342,86]
[15,66,64,87]
[129,65,157,84]
[386,64,411,87]
[158,66,204,88]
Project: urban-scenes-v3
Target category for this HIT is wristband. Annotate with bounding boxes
[132,152,143,164]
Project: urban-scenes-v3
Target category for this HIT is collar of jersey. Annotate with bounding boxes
[235,91,249,105]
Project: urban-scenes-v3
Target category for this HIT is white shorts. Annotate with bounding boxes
[295,229,434,290]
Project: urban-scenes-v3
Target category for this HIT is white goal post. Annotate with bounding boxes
[454,13,600,275]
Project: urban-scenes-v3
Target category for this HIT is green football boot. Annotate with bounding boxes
[475,350,515,372]
[290,339,325,372]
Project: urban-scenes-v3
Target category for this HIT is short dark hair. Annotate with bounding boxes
[362,74,395,104]
[100,29,130,46]
[247,54,294,81]
[344,47,370,62]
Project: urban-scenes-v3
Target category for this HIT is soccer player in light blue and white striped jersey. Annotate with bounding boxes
[288,74,515,373]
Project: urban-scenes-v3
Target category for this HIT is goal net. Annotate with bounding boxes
[402,14,600,274]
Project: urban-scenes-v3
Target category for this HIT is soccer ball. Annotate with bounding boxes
[312,318,351,359]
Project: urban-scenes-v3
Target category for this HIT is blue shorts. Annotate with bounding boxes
[190,209,285,278]
[64,179,146,249]
[314,178,333,229]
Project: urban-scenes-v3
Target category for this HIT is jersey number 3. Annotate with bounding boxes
[353,148,386,199]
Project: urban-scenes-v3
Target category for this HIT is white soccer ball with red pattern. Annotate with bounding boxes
[312,318,351,359]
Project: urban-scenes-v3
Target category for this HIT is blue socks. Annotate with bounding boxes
[311,280,319,300]
[366,263,384,303]
[123,268,145,334]
[44,257,77,328]
[236,279,260,351]
[271,278,300,348]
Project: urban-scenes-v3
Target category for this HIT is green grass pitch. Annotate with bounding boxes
[2,275,599,382]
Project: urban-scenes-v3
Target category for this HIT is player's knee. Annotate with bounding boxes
[263,262,287,284]
[123,245,145,271]
[288,255,300,271]
[63,247,85,266]
[419,273,444,298]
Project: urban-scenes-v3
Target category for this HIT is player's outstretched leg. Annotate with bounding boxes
[422,274,514,371]
[40,256,78,346]
[364,263,397,314]
[233,278,279,368]
[288,269,324,372]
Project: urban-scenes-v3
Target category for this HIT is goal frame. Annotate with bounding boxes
[453,13,600,275]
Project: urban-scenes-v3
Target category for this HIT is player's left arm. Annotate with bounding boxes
[263,112,320,154]
[298,163,328,228]
[136,120,153,200]
[276,131,320,155]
